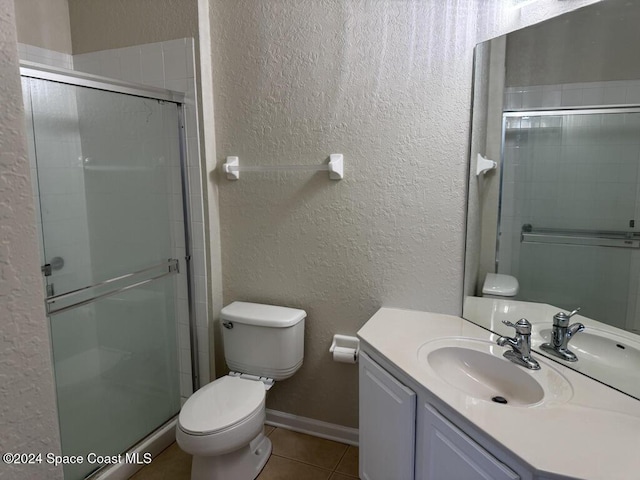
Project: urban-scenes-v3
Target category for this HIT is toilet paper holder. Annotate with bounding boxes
[329,334,360,363]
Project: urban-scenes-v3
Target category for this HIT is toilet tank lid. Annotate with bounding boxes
[221,301,306,327]
[482,273,519,296]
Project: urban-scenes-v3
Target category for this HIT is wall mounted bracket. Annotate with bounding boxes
[476,154,497,176]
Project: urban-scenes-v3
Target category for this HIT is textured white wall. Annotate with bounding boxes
[14,0,72,54]
[211,0,486,428]
[208,0,600,427]
[68,0,197,54]
[0,1,63,478]
[506,0,640,87]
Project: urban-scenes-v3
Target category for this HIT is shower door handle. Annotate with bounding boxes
[45,259,179,316]
[41,257,64,277]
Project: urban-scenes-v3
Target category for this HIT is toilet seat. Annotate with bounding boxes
[179,375,265,435]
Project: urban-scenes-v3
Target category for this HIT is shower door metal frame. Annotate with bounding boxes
[503,105,640,117]
[20,61,200,391]
[20,60,185,103]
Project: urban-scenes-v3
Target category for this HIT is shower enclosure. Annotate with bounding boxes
[497,107,640,333]
[21,63,196,480]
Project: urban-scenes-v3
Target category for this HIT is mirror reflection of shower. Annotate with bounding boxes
[497,107,640,334]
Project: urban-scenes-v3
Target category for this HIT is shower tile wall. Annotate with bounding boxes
[499,80,640,331]
[17,43,73,69]
[73,39,208,396]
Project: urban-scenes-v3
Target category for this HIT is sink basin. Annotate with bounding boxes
[417,338,572,407]
[426,346,544,405]
[536,326,640,371]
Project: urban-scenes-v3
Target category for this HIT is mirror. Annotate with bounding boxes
[464,0,640,400]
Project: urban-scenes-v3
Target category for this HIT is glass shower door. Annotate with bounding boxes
[22,77,185,480]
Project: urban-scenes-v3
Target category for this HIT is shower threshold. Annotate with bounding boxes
[86,416,177,480]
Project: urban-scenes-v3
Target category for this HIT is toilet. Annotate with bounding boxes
[482,273,519,299]
[176,301,306,480]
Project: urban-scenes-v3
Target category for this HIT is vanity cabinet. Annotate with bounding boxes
[360,351,523,480]
[359,352,416,480]
[358,308,640,480]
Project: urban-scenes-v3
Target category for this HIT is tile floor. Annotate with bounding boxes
[130,426,359,480]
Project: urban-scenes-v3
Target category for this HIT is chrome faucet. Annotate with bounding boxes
[540,308,585,362]
[496,318,540,370]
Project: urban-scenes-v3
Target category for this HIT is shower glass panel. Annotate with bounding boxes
[498,110,640,330]
[49,277,179,480]
[22,76,185,480]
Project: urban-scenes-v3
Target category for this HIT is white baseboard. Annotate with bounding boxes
[265,409,359,446]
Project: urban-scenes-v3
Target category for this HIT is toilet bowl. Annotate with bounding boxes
[176,301,306,480]
[176,376,271,480]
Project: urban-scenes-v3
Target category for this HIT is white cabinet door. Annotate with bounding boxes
[359,352,416,480]
[417,402,520,480]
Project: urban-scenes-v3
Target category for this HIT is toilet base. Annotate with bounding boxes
[190,432,272,480]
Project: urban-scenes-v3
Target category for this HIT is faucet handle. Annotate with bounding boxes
[502,318,532,335]
[553,307,581,327]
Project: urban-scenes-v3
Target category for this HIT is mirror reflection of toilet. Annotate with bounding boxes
[176,302,306,480]
[482,273,519,299]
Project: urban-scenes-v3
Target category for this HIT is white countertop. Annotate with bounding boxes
[357,308,640,480]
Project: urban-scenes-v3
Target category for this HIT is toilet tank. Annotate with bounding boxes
[221,302,306,380]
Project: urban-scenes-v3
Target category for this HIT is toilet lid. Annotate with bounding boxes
[179,375,265,435]
[482,273,519,297]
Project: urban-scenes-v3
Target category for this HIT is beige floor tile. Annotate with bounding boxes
[329,473,359,480]
[335,446,359,477]
[129,443,191,480]
[265,425,276,436]
[257,455,332,480]
[270,428,349,470]
[131,431,354,480]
